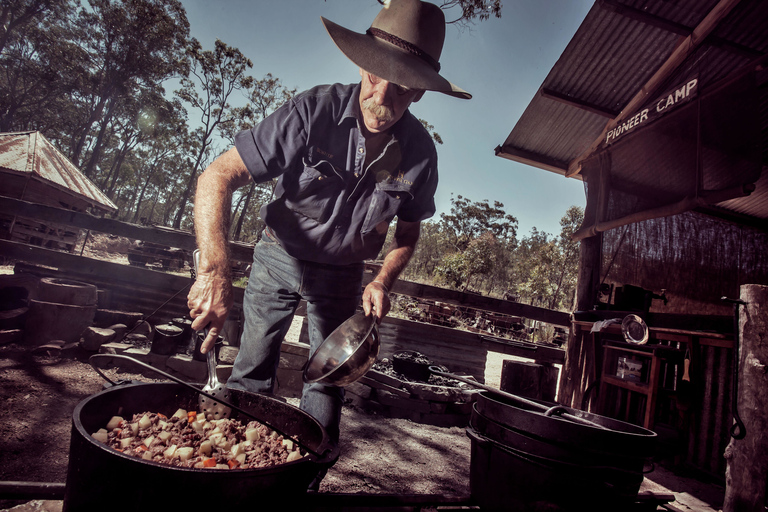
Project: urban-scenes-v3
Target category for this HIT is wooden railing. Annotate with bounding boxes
[0,195,568,379]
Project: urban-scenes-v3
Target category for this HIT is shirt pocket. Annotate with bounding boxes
[361,181,413,234]
[284,158,343,223]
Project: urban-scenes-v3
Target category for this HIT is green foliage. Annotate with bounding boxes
[400,196,583,312]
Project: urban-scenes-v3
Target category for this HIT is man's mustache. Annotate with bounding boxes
[362,98,395,123]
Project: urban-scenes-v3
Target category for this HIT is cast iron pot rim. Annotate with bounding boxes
[475,390,658,442]
[72,381,339,472]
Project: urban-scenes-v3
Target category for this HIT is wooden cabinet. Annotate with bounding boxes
[597,341,683,430]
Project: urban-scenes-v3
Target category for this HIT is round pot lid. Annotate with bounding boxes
[622,314,649,345]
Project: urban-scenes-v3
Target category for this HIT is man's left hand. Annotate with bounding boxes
[362,281,390,323]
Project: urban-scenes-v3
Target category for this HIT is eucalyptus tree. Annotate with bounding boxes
[68,0,189,172]
[171,38,254,229]
[0,0,81,132]
[439,194,517,251]
[375,0,502,26]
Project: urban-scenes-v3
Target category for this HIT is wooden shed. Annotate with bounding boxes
[496,0,767,481]
[0,131,117,251]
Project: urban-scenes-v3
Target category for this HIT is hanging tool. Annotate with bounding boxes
[721,296,747,440]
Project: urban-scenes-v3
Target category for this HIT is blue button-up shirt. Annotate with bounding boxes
[234,82,438,265]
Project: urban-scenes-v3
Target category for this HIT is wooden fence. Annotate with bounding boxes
[0,195,568,383]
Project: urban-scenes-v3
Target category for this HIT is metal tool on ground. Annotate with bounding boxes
[192,248,232,420]
[428,365,609,430]
[88,353,321,458]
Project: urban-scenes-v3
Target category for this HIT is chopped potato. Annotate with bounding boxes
[163,444,177,459]
[176,446,194,461]
[199,440,213,456]
[106,416,124,430]
[138,414,151,430]
[91,429,108,443]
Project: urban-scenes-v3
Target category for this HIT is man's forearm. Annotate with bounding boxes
[373,220,420,290]
[194,148,251,275]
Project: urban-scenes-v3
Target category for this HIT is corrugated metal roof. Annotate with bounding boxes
[0,131,117,212]
[497,0,768,224]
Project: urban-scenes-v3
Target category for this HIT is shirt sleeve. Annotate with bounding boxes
[234,97,308,183]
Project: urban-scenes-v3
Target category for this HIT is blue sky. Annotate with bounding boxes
[179,0,593,237]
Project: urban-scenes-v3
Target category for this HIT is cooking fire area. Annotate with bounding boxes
[0,338,692,512]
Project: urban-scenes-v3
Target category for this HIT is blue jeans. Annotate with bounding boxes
[227,230,363,446]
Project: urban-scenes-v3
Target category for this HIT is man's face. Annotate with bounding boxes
[358,69,424,135]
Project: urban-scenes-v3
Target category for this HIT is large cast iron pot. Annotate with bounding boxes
[63,382,338,512]
[468,391,657,511]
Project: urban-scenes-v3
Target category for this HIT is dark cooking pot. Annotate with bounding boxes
[468,391,656,511]
[63,382,337,512]
[474,390,657,456]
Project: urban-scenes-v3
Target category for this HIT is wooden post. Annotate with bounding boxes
[723,284,768,512]
[500,360,559,402]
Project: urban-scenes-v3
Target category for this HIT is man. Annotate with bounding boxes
[187,0,470,476]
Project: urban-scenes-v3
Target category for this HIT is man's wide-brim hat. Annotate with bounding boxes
[322,0,471,99]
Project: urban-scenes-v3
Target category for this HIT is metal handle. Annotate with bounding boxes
[428,366,607,430]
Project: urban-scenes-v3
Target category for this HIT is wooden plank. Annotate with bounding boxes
[363,264,571,327]
[0,196,254,263]
[1,240,246,306]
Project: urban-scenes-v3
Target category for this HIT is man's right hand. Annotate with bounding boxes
[187,270,233,354]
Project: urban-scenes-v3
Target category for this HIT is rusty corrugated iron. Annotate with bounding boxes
[0,131,117,213]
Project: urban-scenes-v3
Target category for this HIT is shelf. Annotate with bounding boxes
[602,374,650,393]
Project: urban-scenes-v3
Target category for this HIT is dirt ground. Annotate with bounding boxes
[0,341,730,512]
[0,342,472,511]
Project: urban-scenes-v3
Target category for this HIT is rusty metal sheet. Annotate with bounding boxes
[0,131,117,213]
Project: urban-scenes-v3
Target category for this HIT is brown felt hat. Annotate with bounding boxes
[322,0,471,99]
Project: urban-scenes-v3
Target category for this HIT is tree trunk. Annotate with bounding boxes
[232,182,256,241]
[723,284,768,512]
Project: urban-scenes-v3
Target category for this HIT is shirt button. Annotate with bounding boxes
[358,148,364,154]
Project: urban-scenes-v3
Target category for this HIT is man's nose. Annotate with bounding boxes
[372,80,394,103]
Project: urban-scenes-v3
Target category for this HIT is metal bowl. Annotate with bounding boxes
[303,312,380,386]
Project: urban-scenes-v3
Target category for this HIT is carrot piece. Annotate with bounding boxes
[136,445,148,452]
[227,459,239,469]
[203,457,216,468]
[157,413,167,419]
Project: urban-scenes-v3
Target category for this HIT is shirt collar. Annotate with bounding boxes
[339,82,361,126]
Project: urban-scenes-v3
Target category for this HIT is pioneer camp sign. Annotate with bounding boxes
[605,77,699,145]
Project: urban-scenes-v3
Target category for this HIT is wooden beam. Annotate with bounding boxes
[567,0,745,178]
[571,183,755,241]
[541,87,619,118]
[0,195,254,263]
[494,144,573,177]
[363,264,572,327]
